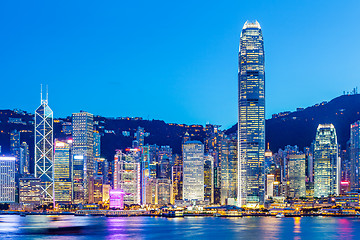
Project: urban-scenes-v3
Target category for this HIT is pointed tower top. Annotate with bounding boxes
[40,84,48,105]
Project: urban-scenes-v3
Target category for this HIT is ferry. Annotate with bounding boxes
[276,213,285,218]
[162,210,184,218]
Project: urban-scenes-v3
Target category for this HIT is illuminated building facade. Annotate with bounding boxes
[238,20,265,206]
[109,189,126,209]
[350,120,360,192]
[172,154,183,201]
[204,155,214,203]
[19,178,41,208]
[89,176,103,203]
[141,145,151,204]
[20,142,30,176]
[314,124,340,198]
[155,178,172,205]
[266,174,274,199]
[54,140,72,203]
[10,130,20,175]
[72,111,94,203]
[182,141,204,201]
[34,89,54,203]
[220,137,237,205]
[135,127,145,147]
[0,157,16,203]
[114,150,141,205]
[287,154,306,199]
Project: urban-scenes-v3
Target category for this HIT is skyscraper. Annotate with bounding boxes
[0,156,16,203]
[20,142,30,176]
[350,121,360,192]
[204,155,214,203]
[10,130,21,174]
[72,111,94,203]
[238,20,265,207]
[220,137,237,205]
[54,140,72,203]
[113,150,141,205]
[287,154,306,199]
[182,140,204,202]
[34,88,54,203]
[314,124,340,198]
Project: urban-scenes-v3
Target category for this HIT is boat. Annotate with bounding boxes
[276,213,285,218]
[162,210,184,218]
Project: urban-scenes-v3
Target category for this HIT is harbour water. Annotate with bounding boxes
[0,215,359,239]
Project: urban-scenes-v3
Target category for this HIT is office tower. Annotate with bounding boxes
[264,143,273,174]
[34,88,54,203]
[238,20,265,207]
[114,150,141,205]
[287,154,306,199]
[20,142,30,176]
[95,158,105,176]
[304,146,314,183]
[350,121,360,192]
[72,111,94,203]
[54,141,72,203]
[145,178,156,204]
[135,127,145,147]
[266,174,274,199]
[103,184,111,202]
[140,145,151,204]
[182,141,204,202]
[172,154,183,201]
[314,124,340,198]
[19,178,41,210]
[93,131,101,161]
[220,137,237,205]
[155,178,172,205]
[89,176,103,203]
[340,147,351,183]
[157,157,171,179]
[204,125,224,201]
[0,156,16,203]
[10,130,21,174]
[204,155,214,203]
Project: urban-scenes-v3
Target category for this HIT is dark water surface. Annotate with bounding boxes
[0,215,359,239]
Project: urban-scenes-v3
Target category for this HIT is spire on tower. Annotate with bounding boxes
[40,84,43,102]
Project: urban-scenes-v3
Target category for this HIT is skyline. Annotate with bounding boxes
[1,1,360,128]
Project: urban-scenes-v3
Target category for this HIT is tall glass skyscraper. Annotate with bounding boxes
[54,140,72,203]
[220,137,237,205]
[182,140,204,202]
[34,88,54,203]
[314,124,340,198]
[72,111,94,203]
[238,20,265,207]
[350,121,360,192]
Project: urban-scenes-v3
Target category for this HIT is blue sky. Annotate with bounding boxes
[1,1,360,128]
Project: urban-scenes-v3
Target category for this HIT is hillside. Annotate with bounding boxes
[226,94,360,151]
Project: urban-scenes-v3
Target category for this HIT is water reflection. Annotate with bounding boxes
[293,217,301,240]
[1,215,360,239]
